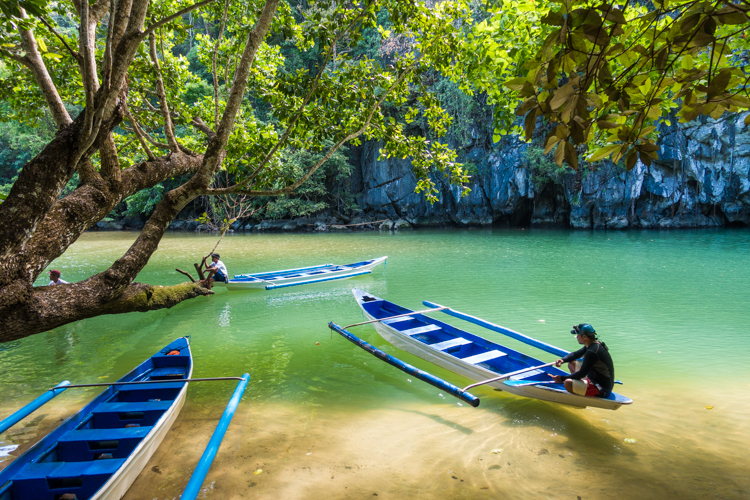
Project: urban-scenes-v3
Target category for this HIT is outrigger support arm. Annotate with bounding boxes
[343,307,448,329]
[329,322,480,407]
[51,377,245,390]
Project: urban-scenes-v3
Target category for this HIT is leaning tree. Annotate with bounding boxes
[0,0,472,342]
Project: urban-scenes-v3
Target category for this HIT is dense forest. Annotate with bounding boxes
[2,0,750,340]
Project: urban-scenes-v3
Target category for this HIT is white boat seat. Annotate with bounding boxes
[382,316,413,325]
[430,337,472,351]
[509,369,544,380]
[461,350,506,365]
[401,324,442,336]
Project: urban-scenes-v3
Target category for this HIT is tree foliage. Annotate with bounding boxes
[466,0,750,170]
[0,0,473,341]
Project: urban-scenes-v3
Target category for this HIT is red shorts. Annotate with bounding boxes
[570,378,600,397]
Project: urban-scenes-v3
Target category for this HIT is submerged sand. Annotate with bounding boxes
[114,382,748,499]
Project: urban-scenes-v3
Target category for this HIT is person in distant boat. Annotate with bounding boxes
[48,270,68,285]
[549,323,614,398]
[203,253,228,290]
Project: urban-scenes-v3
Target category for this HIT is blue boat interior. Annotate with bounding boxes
[232,259,378,282]
[357,292,625,403]
[0,338,191,500]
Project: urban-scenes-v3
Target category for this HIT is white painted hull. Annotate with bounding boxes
[91,348,193,499]
[362,309,624,410]
[216,257,387,290]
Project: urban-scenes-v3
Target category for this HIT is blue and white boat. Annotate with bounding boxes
[0,338,193,500]
[352,289,632,410]
[216,256,387,290]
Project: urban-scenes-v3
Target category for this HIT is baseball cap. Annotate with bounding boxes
[571,323,596,336]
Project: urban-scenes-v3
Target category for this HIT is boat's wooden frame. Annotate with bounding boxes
[214,256,387,291]
[0,338,193,500]
[91,348,192,500]
[352,289,632,410]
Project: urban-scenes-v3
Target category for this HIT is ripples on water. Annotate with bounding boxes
[2,229,749,499]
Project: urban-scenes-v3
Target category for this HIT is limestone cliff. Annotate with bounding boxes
[354,113,750,229]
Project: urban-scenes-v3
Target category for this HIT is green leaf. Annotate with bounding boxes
[587,144,619,162]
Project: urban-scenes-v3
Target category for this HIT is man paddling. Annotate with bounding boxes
[202,253,228,290]
[549,324,614,398]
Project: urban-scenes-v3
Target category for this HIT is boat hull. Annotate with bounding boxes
[0,338,193,500]
[216,256,387,290]
[354,290,631,410]
[92,356,192,499]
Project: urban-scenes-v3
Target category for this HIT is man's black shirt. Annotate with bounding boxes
[561,343,615,398]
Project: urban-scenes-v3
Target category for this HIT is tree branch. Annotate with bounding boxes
[149,33,180,152]
[212,0,230,130]
[123,101,156,160]
[39,16,82,64]
[143,0,217,38]
[16,9,72,128]
[1,282,213,343]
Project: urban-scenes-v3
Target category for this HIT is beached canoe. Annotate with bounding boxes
[352,289,632,410]
[0,337,193,500]
[215,256,387,290]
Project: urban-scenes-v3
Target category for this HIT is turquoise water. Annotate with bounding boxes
[2,229,750,499]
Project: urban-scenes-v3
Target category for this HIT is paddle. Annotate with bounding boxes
[461,361,557,392]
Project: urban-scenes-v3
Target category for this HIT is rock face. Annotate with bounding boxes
[354,113,750,228]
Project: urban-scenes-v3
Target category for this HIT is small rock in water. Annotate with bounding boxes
[538,448,548,455]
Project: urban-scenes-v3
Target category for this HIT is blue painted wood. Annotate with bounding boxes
[265,269,371,289]
[328,322,480,407]
[422,300,570,358]
[234,257,383,281]
[353,290,631,409]
[181,373,250,500]
[0,381,70,435]
[0,337,192,500]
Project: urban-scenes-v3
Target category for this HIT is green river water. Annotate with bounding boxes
[1,229,749,499]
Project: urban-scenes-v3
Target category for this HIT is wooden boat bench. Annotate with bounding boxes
[381,316,414,325]
[56,425,154,460]
[12,458,127,499]
[148,366,188,380]
[461,350,506,365]
[429,337,473,351]
[92,400,173,428]
[401,324,442,336]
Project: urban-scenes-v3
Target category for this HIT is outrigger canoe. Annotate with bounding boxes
[0,338,193,500]
[352,289,632,410]
[215,256,387,290]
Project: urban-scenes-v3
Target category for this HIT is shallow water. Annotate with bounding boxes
[1,229,750,499]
